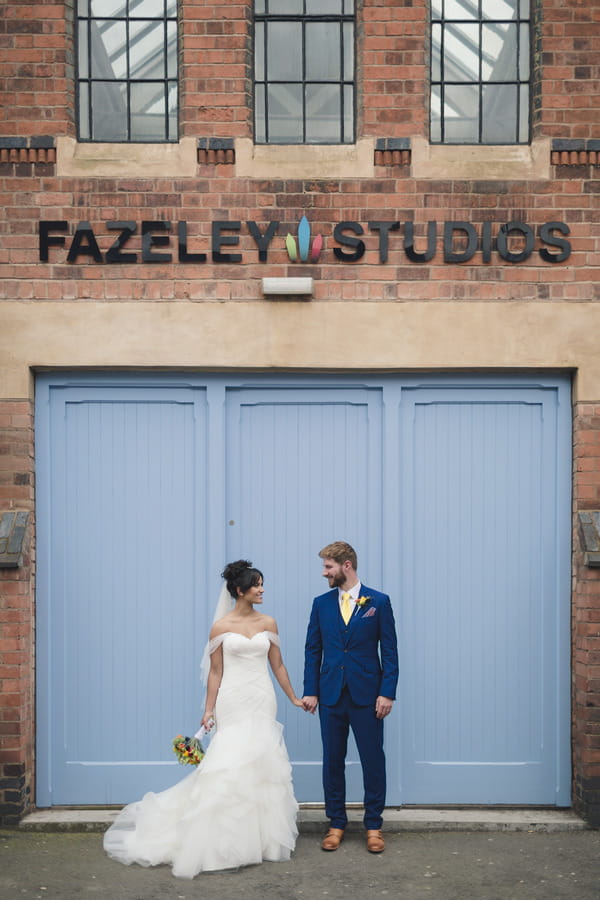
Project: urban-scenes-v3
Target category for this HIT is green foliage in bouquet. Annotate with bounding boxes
[172,734,204,766]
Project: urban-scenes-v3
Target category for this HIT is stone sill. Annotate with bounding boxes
[411,136,551,181]
[56,136,198,178]
[54,135,554,181]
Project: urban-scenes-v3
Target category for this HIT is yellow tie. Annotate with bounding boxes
[341,592,352,625]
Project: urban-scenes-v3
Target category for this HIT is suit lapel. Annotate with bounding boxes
[348,583,368,625]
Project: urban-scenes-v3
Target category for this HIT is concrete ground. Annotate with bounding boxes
[1,808,598,900]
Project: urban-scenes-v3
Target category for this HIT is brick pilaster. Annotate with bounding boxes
[572,403,600,825]
[0,399,35,825]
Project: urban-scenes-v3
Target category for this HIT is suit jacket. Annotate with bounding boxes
[303,585,399,706]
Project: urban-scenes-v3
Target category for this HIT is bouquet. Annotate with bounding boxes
[172,719,214,766]
[172,734,204,766]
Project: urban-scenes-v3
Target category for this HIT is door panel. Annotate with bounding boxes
[224,385,385,801]
[36,383,210,804]
[398,383,571,804]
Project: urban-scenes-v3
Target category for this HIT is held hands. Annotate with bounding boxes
[301,695,318,714]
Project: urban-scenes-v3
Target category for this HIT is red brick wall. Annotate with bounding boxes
[360,0,427,138]
[572,404,600,824]
[538,0,600,141]
[0,2,74,139]
[0,401,35,825]
[180,2,252,137]
[0,2,597,304]
[2,2,598,144]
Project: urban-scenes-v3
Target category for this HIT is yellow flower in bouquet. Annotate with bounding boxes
[172,734,204,766]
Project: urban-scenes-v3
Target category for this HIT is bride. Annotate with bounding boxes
[103,560,304,879]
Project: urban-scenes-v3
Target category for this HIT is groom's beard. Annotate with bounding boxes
[326,573,345,588]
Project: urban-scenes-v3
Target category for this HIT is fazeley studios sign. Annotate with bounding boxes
[38,216,572,266]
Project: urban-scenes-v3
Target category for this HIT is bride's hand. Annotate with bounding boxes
[292,698,305,709]
[201,712,215,730]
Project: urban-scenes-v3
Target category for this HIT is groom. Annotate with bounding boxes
[302,542,398,854]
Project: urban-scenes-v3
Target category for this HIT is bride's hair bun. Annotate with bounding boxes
[222,559,252,582]
[222,559,263,599]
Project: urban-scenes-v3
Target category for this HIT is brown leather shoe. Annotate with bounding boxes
[321,827,345,851]
[366,829,385,853]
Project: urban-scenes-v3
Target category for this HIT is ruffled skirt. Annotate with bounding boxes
[103,713,298,879]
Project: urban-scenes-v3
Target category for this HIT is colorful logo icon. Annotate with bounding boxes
[286,215,323,263]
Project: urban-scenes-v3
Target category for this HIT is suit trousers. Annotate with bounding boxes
[319,686,386,830]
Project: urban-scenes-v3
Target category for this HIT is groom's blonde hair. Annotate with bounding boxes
[319,541,357,570]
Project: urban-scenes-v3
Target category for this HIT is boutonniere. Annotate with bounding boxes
[356,595,371,607]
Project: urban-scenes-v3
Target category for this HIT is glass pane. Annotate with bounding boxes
[307,0,342,13]
[78,22,89,77]
[343,83,353,142]
[431,0,443,19]
[267,22,302,81]
[166,0,177,15]
[343,21,353,81]
[90,1,126,16]
[519,23,530,79]
[520,0,530,17]
[444,23,479,82]
[91,21,127,79]
[130,82,166,140]
[255,84,266,142]
[268,0,303,14]
[267,83,303,142]
[255,22,265,81]
[444,83,479,141]
[130,21,165,79]
[78,0,89,14]
[482,0,518,19]
[343,0,354,12]
[91,81,128,140]
[78,84,90,139]
[306,24,340,81]
[167,21,177,78]
[431,23,441,81]
[306,83,341,142]
[430,85,442,141]
[446,0,478,20]
[482,23,516,81]
[130,0,165,18]
[167,83,178,140]
[518,82,529,142]
[482,83,516,142]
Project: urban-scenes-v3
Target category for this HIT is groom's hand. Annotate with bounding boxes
[375,696,393,719]
[302,695,318,714]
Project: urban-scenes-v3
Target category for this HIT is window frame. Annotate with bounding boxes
[76,0,179,144]
[430,0,532,146]
[253,0,356,146]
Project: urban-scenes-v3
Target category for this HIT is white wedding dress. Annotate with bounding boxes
[103,631,298,879]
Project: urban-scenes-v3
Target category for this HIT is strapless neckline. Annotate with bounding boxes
[223,630,269,640]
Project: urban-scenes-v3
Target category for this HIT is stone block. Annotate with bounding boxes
[0,511,29,568]
[577,510,600,567]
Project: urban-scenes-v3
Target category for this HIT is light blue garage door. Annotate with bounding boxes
[35,374,571,807]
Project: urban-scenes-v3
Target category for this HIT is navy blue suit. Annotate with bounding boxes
[303,585,399,829]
